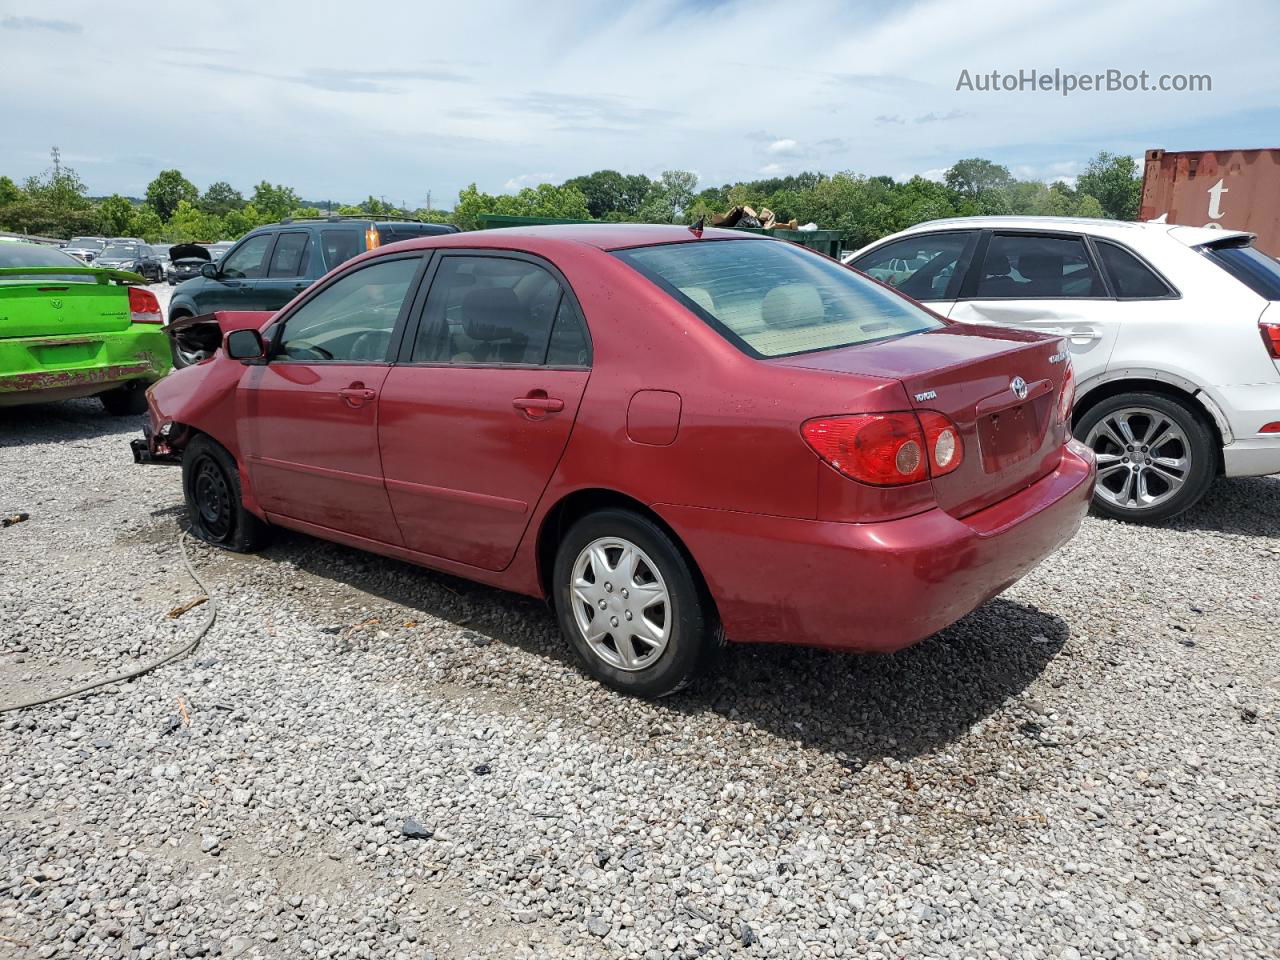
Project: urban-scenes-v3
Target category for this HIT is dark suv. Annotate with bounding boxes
[166,216,457,366]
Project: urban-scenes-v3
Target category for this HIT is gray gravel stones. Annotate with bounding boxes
[1,395,1278,958]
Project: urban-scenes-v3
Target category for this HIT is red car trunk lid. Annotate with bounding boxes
[775,324,1072,517]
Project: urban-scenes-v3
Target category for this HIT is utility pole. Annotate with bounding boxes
[426,190,432,212]
[50,145,61,178]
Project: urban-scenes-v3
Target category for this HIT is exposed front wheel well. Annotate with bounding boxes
[535,489,716,615]
[1073,378,1224,473]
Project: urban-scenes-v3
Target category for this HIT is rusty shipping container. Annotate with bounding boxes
[1140,148,1280,257]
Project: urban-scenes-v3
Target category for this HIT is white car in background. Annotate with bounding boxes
[846,216,1280,522]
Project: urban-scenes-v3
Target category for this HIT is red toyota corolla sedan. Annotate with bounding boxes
[135,225,1095,697]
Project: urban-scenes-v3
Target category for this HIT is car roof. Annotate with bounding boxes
[379,223,754,254]
[858,215,1253,253]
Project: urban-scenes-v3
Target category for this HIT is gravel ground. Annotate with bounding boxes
[1,391,1277,960]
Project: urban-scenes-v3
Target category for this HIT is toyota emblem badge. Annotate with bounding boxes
[1011,376,1028,400]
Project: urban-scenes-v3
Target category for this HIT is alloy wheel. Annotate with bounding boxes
[569,537,670,671]
[1084,406,1190,512]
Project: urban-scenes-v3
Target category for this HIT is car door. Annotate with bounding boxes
[195,232,275,314]
[848,231,978,309]
[236,252,428,544]
[947,231,1122,382]
[378,252,592,571]
[255,231,312,311]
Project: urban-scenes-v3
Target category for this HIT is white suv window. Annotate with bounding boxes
[975,234,1101,299]
[1094,240,1174,299]
[850,232,974,302]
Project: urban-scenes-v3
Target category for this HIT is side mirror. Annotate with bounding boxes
[225,328,266,362]
[200,262,219,279]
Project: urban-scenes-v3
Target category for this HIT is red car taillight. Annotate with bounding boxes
[802,411,963,486]
[1056,358,1076,424]
[128,286,163,324]
[1261,322,1280,359]
[917,410,963,476]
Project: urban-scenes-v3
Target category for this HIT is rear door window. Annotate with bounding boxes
[1094,240,1175,298]
[411,255,572,365]
[268,232,310,278]
[545,296,591,366]
[320,229,362,270]
[850,231,975,301]
[1201,240,1280,300]
[973,234,1101,299]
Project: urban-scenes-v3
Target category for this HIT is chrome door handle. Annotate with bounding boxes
[338,387,376,405]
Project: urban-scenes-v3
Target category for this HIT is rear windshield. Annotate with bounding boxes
[70,238,104,251]
[614,239,944,357]
[1202,239,1280,300]
[100,245,138,259]
[0,243,94,283]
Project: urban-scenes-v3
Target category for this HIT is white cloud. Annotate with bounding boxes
[502,173,556,193]
[0,0,1273,205]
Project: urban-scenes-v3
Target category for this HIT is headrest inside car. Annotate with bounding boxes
[983,254,1012,276]
[761,283,825,328]
[462,287,525,341]
[679,286,717,314]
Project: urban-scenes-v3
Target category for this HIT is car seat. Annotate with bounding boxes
[458,287,531,363]
[1017,253,1065,297]
[977,253,1020,297]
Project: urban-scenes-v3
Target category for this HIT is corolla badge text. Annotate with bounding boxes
[1048,351,1067,364]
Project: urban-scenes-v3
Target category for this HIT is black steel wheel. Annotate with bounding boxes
[181,435,268,551]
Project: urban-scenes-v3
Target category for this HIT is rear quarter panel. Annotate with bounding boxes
[1097,238,1276,438]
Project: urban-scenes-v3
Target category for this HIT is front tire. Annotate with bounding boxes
[168,312,201,368]
[181,435,268,552]
[99,383,149,416]
[553,509,714,698]
[1074,391,1216,523]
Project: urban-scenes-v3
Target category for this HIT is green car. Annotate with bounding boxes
[0,241,171,414]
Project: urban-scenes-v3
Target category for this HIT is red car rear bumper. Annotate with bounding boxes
[658,440,1095,652]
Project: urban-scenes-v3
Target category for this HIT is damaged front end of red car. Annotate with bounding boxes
[130,310,273,466]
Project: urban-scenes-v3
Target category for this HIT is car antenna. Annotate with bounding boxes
[688,216,705,238]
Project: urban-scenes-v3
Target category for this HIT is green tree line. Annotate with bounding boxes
[0,151,1142,249]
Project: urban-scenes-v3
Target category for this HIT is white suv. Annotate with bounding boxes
[846,216,1280,522]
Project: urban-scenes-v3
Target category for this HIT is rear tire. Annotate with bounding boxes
[181,434,268,552]
[99,383,149,416]
[1074,391,1216,523]
[553,509,714,698]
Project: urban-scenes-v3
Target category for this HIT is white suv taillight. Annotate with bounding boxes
[1261,321,1280,359]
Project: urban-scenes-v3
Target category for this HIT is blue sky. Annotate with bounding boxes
[1,0,1277,206]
